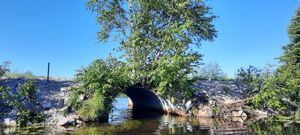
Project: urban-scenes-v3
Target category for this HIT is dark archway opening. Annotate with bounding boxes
[116,87,164,120]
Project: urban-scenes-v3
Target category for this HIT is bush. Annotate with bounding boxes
[0,80,44,127]
[4,71,37,79]
[69,57,130,121]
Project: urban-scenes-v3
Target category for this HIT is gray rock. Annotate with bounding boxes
[57,99,64,108]
[56,114,80,126]
[42,102,52,110]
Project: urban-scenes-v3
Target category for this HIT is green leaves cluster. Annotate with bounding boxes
[86,0,217,100]
[68,57,130,121]
[148,54,199,100]
[251,7,300,113]
[0,80,43,127]
[0,61,10,77]
[236,65,264,93]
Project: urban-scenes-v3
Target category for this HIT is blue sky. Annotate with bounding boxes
[0,0,299,78]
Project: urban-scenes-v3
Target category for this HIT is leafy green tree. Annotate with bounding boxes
[86,0,217,100]
[0,61,11,77]
[252,7,300,112]
[197,62,228,80]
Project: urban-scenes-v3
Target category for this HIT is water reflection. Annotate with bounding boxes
[1,98,300,135]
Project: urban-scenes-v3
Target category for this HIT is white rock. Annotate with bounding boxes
[3,118,17,127]
[232,110,247,117]
[79,94,84,100]
[56,118,71,126]
[60,88,66,92]
[185,100,192,110]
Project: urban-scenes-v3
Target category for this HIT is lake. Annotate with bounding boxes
[1,97,300,134]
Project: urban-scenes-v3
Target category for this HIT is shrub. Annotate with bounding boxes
[0,61,11,77]
[0,80,44,127]
[69,57,130,121]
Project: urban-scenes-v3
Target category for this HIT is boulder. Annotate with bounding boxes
[185,100,193,110]
[2,118,17,127]
[42,102,52,110]
[197,106,213,118]
[56,118,71,126]
[56,114,81,126]
[79,94,85,101]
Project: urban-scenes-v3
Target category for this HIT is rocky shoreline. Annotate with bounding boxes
[0,78,269,129]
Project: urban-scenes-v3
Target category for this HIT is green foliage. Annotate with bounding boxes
[248,118,300,135]
[236,65,262,84]
[14,80,43,127]
[69,57,130,121]
[4,71,37,79]
[251,7,300,113]
[0,61,11,77]
[236,65,264,93]
[78,89,105,121]
[197,62,228,81]
[86,0,217,100]
[148,54,199,99]
[0,80,43,127]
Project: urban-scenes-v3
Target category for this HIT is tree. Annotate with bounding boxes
[252,7,300,112]
[86,0,217,99]
[0,61,11,77]
[197,62,227,80]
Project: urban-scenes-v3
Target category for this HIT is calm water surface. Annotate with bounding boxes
[1,98,300,135]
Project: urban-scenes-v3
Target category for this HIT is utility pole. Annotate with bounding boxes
[47,62,50,82]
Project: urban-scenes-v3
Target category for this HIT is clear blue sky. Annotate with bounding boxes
[0,0,299,78]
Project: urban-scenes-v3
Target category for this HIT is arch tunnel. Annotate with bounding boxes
[124,87,165,118]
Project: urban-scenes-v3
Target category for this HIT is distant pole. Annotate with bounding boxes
[47,62,50,82]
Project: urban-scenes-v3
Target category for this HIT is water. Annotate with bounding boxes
[1,98,300,134]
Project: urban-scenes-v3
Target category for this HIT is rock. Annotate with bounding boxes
[56,118,70,126]
[232,110,243,117]
[76,119,83,125]
[8,109,17,116]
[56,114,81,126]
[241,112,247,118]
[197,106,213,118]
[231,110,247,118]
[3,127,16,134]
[185,100,193,110]
[60,88,66,92]
[253,109,268,118]
[68,114,80,120]
[42,102,52,110]
[79,94,85,101]
[57,99,64,108]
[2,118,17,127]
